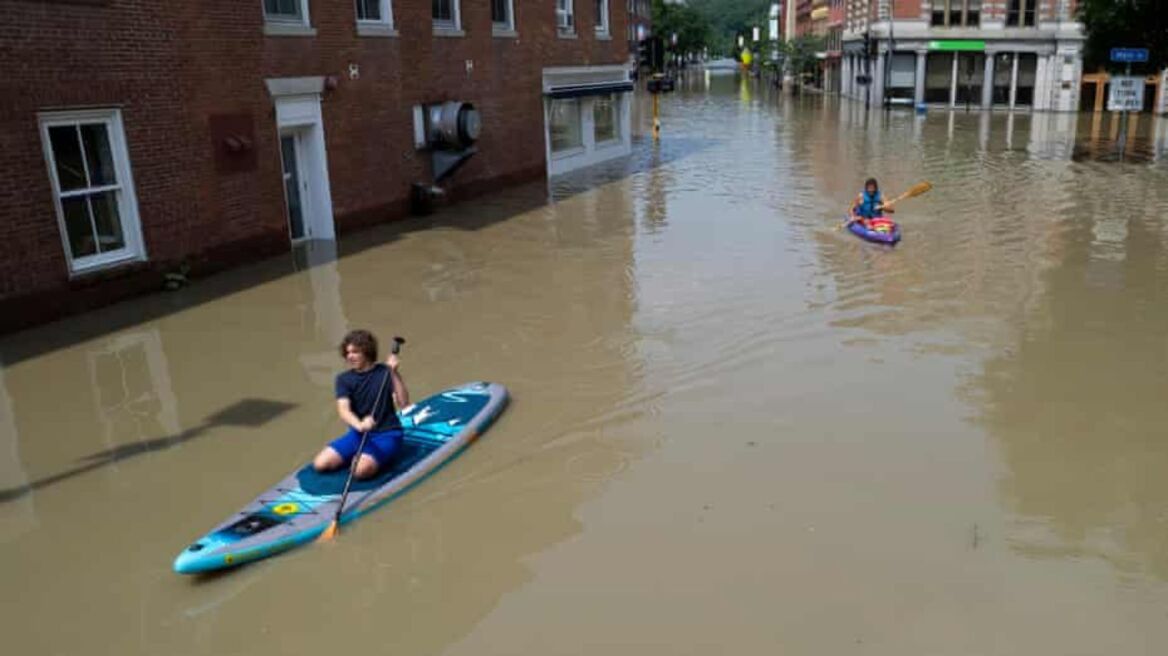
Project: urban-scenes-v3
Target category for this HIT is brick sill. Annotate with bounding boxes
[557,30,578,40]
[492,27,519,38]
[596,32,612,40]
[433,26,466,38]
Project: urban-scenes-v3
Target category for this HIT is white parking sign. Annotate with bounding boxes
[1107,75,1145,112]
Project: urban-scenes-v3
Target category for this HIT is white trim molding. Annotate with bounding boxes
[265,76,326,97]
[262,0,314,36]
[432,0,462,33]
[355,0,396,36]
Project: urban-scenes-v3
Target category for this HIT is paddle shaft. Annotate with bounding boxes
[330,337,404,527]
[880,181,932,210]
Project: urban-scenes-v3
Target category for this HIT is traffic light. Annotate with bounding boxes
[649,36,665,73]
[638,38,652,71]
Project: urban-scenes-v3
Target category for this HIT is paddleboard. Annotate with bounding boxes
[173,381,508,574]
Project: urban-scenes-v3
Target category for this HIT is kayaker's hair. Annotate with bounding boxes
[865,178,879,190]
[340,330,378,362]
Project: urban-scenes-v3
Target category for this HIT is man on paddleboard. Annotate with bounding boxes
[313,330,410,480]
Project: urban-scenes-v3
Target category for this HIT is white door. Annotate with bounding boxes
[279,130,310,241]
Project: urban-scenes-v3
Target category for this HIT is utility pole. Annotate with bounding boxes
[882,0,895,111]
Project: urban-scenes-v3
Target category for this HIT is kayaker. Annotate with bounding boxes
[313,330,410,480]
[850,178,895,228]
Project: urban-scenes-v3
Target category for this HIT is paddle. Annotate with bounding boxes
[318,336,406,542]
[879,181,933,210]
[837,181,932,231]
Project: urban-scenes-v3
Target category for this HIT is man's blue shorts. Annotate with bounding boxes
[328,427,403,467]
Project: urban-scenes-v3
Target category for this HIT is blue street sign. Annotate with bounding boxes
[1110,48,1149,63]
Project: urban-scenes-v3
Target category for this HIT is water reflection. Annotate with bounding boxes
[0,162,655,654]
[971,205,1168,581]
[0,362,35,541]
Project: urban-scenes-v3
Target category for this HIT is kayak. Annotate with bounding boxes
[173,381,508,574]
[845,215,901,245]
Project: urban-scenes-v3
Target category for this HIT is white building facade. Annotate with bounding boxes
[841,0,1085,112]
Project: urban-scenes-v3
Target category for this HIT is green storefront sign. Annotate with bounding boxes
[928,40,986,52]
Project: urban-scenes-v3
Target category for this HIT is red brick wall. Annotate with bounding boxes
[0,0,628,333]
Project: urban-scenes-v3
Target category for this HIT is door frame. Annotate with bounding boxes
[270,86,336,242]
[279,128,311,242]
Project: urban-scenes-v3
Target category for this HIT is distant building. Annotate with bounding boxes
[627,0,652,56]
[840,0,1090,112]
[824,0,846,92]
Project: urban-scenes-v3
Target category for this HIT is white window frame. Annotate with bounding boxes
[263,0,315,36]
[38,108,146,276]
[594,0,609,36]
[556,0,575,35]
[549,98,584,156]
[432,0,463,34]
[592,94,620,145]
[355,0,396,37]
[491,0,516,36]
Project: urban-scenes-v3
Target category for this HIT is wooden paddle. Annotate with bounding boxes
[879,181,933,210]
[318,336,405,542]
[837,181,932,231]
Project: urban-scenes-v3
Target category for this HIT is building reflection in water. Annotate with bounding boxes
[0,362,36,542]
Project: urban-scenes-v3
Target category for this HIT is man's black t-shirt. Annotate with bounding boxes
[335,364,400,432]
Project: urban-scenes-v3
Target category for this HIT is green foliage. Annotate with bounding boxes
[1077,0,1168,72]
[651,0,713,55]
[684,0,773,56]
[779,35,826,77]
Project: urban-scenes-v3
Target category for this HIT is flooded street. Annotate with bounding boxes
[3,72,1168,654]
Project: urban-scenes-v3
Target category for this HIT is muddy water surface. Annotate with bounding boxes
[3,73,1168,654]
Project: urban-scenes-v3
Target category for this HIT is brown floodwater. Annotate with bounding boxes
[3,72,1168,655]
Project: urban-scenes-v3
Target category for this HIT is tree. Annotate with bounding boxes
[685,0,772,57]
[778,35,825,81]
[1078,0,1168,73]
[651,0,712,58]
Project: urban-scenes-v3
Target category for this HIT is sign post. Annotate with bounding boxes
[1109,48,1149,159]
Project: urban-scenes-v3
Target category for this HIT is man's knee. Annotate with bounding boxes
[314,448,343,472]
[353,455,379,480]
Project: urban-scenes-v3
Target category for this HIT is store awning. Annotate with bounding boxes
[545,81,635,99]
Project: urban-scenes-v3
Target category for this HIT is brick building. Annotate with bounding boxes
[0,0,633,334]
[625,0,650,54]
[840,0,1087,112]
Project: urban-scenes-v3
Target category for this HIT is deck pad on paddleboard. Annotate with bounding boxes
[174,381,507,574]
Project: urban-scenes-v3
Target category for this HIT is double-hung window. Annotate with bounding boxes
[594,0,608,35]
[1005,0,1036,27]
[433,0,462,32]
[491,0,515,33]
[556,0,575,35]
[930,0,980,27]
[263,0,313,35]
[39,109,145,274]
[356,0,394,34]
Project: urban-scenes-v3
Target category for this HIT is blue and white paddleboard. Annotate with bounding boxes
[174,381,508,574]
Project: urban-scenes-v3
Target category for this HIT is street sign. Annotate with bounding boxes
[1110,48,1149,63]
[1107,75,1145,112]
[928,40,985,52]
